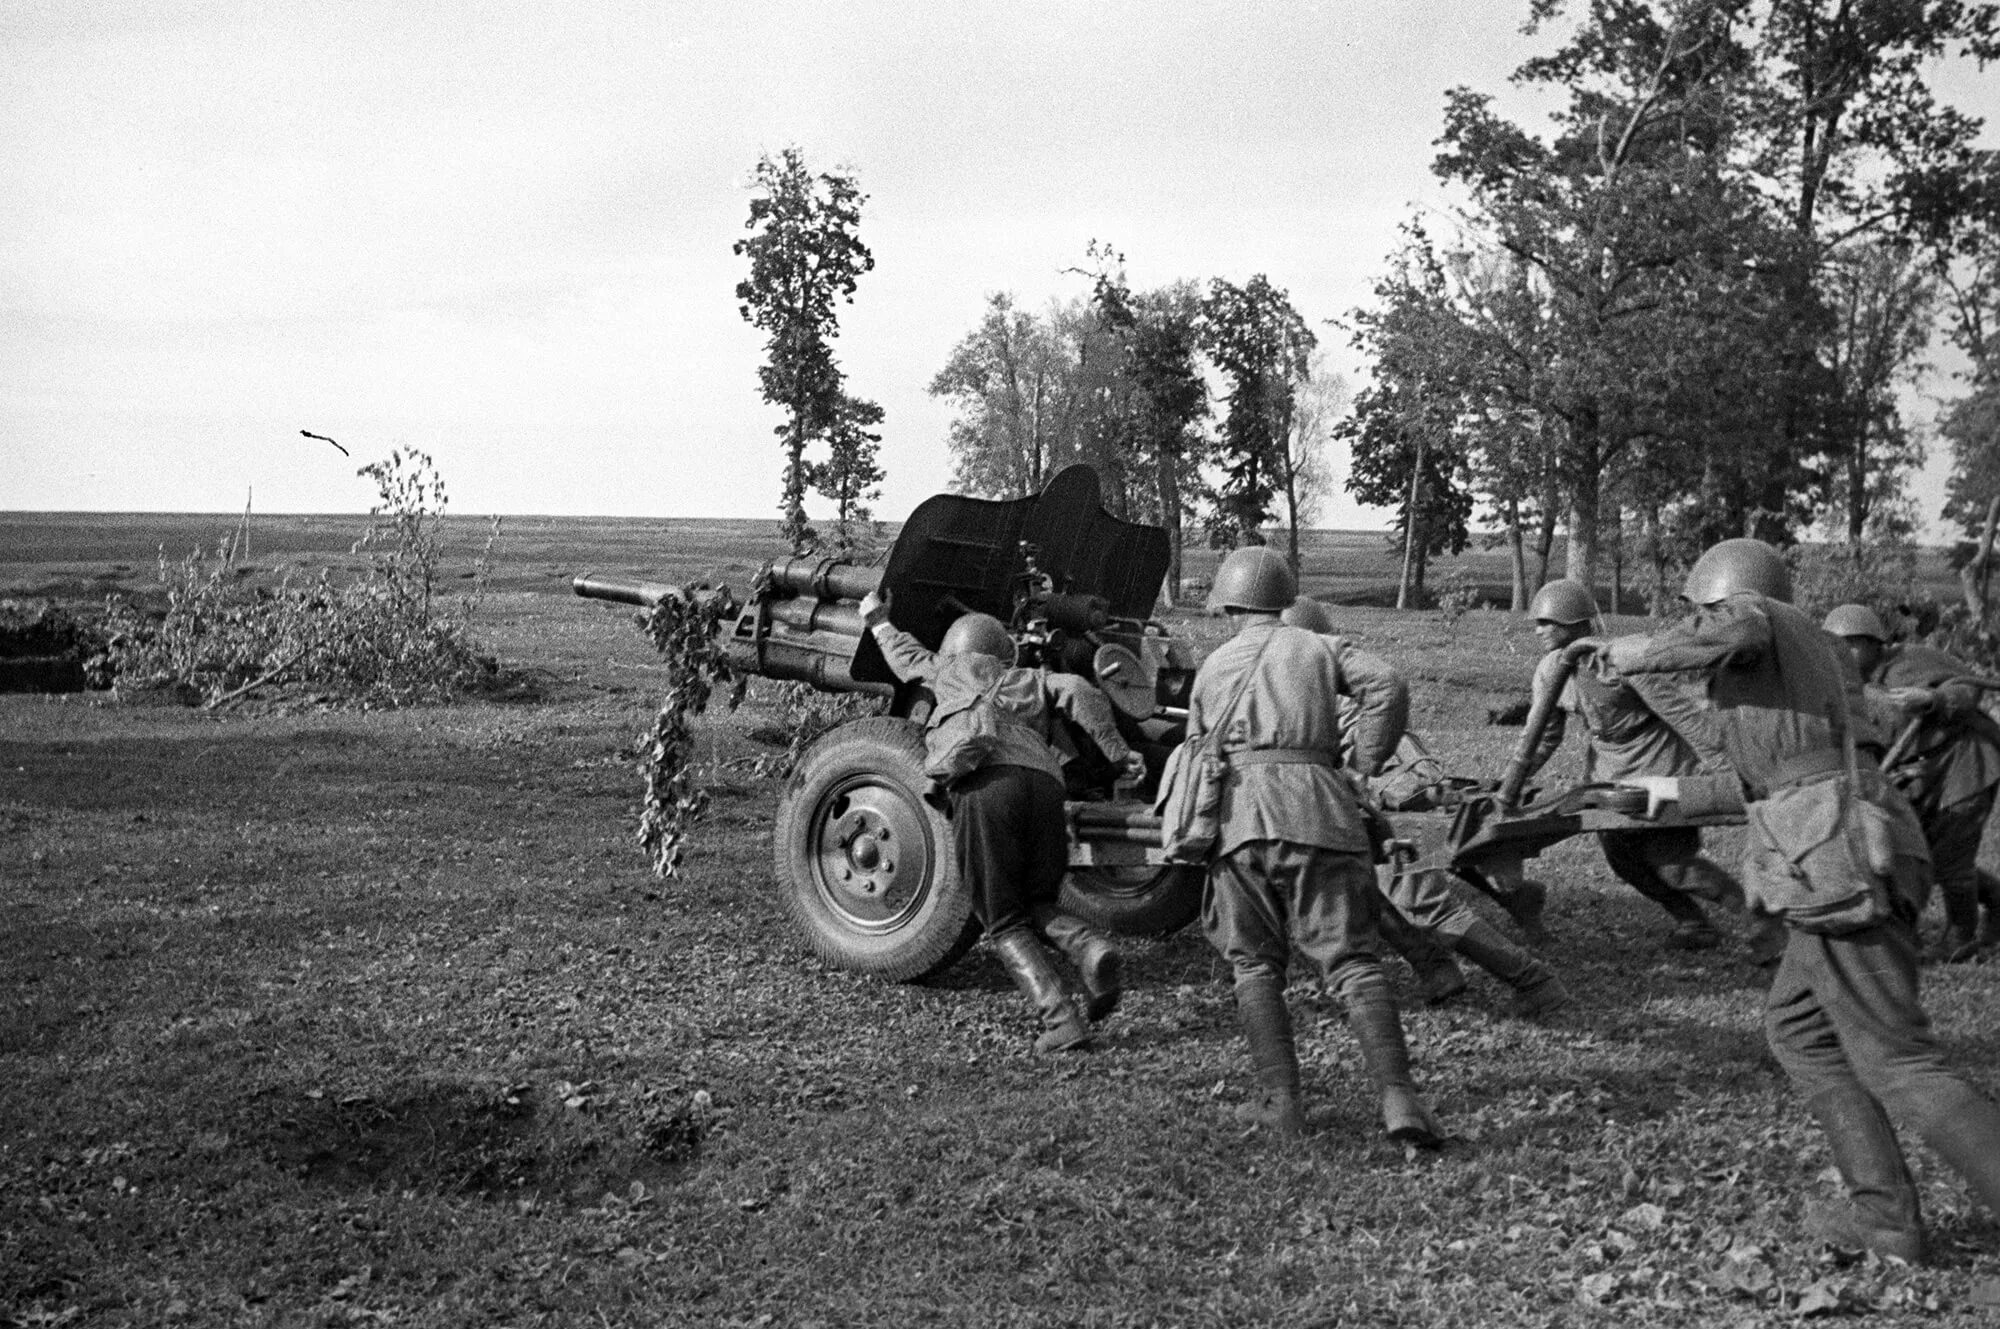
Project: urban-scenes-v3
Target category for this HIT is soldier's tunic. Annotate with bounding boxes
[1523,647,1742,926]
[1605,593,1996,1142]
[1188,619,1405,981]
[871,624,1134,934]
[1865,643,2000,942]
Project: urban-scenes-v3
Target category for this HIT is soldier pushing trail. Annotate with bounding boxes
[1823,602,2000,964]
[1282,594,1570,1017]
[1582,538,2000,1265]
[1517,578,1773,958]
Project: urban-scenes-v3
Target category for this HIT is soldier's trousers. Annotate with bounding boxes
[1379,865,1475,939]
[1205,842,1385,995]
[1917,787,1997,938]
[1764,902,1992,1145]
[1597,826,1742,924]
[950,763,1068,935]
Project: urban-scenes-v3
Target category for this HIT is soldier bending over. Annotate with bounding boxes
[1584,539,2000,1264]
[1521,578,1754,954]
[859,589,1144,1055]
[1825,603,2000,964]
[1283,595,1569,1015]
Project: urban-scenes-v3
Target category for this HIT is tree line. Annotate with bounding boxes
[1346,0,1999,609]
[734,0,1999,611]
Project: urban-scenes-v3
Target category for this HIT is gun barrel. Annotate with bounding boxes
[764,556,883,604]
[766,596,866,638]
[573,573,682,607]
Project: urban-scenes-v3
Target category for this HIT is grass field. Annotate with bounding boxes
[2,515,1997,1327]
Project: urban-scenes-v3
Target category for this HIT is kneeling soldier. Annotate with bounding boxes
[1283,595,1568,1015]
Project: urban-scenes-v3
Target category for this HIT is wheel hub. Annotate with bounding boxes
[814,780,932,928]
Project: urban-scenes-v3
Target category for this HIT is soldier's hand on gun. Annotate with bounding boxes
[1117,751,1147,786]
[858,587,893,628]
[1618,775,1680,819]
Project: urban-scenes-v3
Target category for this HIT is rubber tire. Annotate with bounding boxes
[775,717,979,982]
[1059,863,1204,937]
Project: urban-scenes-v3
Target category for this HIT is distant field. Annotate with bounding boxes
[0,511,1967,615]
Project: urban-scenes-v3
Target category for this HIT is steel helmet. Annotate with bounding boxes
[1281,595,1335,634]
[1822,603,1889,642]
[1528,579,1598,625]
[1682,538,1791,605]
[939,612,1016,663]
[1209,546,1297,613]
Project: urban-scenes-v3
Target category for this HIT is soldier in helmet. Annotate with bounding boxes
[1575,537,2000,1264]
[1179,549,1441,1145]
[857,589,1146,1055]
[1282,595,1570,1016]
[1518,578,1749,952]
[1823,603,2000,963]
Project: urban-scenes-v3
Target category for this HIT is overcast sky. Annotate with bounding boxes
[2,1,1992,533]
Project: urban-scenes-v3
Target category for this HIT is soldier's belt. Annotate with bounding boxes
[1759,748,1844,794]
[1230,748,1336,768]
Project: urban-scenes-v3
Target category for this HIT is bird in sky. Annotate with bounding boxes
[300,430,349,456]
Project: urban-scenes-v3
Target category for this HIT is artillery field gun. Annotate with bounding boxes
[577,465,1749,983]
[575,466,1205,982]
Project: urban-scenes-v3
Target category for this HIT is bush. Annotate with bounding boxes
[100,450,501,707]
[1785,538,1921,626]
[1433,568,1481,633]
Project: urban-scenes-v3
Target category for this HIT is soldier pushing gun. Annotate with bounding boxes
[1576,538,2000,1265]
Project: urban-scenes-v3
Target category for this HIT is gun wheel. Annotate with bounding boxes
[775,717,978,982]
[1060,864,1203,936]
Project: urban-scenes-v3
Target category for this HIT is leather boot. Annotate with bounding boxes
[989,928,1091,1054]
[1976,871,2000,954]
[1916,1082,2000,1221]
[1502,876,1551,944]
[1463,866,1550,944]
[1032,905,1123,1021]
[1805,1085,1926,1263]
[1339,967,1443,1148]
[1233,973,1307,1139]
[1449,917,1572,1017]
[1379,903,1467,1005]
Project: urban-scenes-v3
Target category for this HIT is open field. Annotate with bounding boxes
[2,516,1996,1326]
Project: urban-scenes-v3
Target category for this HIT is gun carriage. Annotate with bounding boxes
[576,466,1206,981]
[576,466,1746,981]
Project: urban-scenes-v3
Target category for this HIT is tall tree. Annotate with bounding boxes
[1200,275,1317,557]
[1941,230,2000,536]
[1284,351,1349,534]
[930,293,1072,497]
[1426,1,1822,581]
[733,146,875,549]
[820,393,886,552]
[1085,256,1211,599]
[1818,242,1934,539]
[1339,228,1484,606]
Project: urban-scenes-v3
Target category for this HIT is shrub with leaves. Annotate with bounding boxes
[747,681,883,779]
[1785,538,1920,626]
[635,588,738,877]
[1433,568,1481,634]
[99,450,501,707]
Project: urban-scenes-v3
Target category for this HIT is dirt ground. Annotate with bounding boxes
[3,517,1997,1326]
